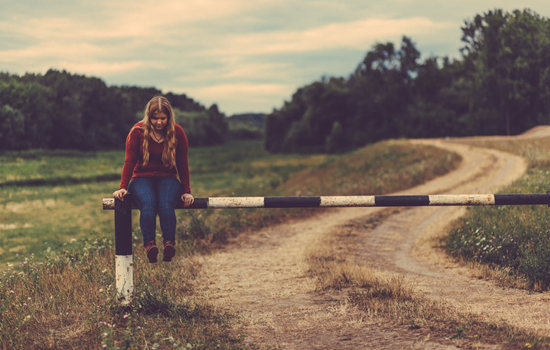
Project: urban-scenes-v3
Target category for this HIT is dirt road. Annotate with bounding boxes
[195,134,550,349]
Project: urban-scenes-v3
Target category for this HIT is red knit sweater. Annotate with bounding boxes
[119,122,191,193]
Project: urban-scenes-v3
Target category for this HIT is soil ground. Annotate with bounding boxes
[192,130,550,349]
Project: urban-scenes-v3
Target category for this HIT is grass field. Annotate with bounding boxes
[0,139,460,349]
[0,139,458,266]
[0,140,330,265]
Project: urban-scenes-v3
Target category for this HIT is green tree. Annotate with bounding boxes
[0,76,53,149]
[174,105,229,147]
[460,9,550,134]
[0,69,227,150]
[0,105,25,149]
[325,121,347,153]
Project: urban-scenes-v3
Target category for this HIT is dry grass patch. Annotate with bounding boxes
[0,241,244,350]
[442,251,536,291]
[451,136,550,166]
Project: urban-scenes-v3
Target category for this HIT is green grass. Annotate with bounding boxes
[0,149,123,186]
[445,137,550,290]
[0,140,458,265]
[0,139,460,349]
[0,140,329,265]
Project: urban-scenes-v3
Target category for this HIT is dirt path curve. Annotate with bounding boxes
[195,132,549,349]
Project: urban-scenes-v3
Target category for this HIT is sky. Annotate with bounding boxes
[1,1,550,115]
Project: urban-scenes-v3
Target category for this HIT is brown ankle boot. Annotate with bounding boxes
[145,240,158,263]
[163,241,176,262]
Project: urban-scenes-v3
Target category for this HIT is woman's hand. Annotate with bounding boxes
[113,189,128,201]
[181,193,194,207]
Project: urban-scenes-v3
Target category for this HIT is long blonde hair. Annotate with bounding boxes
[141,95,177,168]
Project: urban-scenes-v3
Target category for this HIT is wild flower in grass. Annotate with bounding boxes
[525,342,532,348]
[100,322,116,349]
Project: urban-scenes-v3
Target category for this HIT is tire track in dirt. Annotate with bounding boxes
[193,136,544,349]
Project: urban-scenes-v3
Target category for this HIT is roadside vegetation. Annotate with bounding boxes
[445,136,550,290]
[0,139,458,349]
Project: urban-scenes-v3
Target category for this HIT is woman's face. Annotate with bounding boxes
[151,112,168,131]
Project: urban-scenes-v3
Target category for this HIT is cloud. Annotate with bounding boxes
[2,0,264,40]
[100,0,253,39]
[175,60,296,85]
[1,42,106,61]
[54,61,144,75]
[185,82,290,97]
[204,17,454,56]
[180,82,293,113]
[0,0,276,77]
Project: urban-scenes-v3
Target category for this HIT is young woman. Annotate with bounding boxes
[113,96,194,263]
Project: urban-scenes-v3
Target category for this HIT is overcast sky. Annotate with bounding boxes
[1,1,550,115]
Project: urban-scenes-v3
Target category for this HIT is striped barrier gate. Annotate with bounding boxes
[103,193,550,305]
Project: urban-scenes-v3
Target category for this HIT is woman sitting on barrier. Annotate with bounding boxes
[113,95,194,263]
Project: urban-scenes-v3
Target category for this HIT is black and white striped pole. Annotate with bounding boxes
[114,197,133,306]
[104,193,550,305]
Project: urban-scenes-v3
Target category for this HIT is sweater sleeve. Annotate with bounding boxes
[175,125,191,194]
[119,127,140,190]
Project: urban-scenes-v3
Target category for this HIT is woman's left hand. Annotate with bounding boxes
[181,193,194,207]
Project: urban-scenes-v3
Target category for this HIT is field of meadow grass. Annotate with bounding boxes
[445,137,550,290]
[0,140,329,265]
[0,139,460,349]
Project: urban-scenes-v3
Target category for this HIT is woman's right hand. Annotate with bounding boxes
[113,189,128,201]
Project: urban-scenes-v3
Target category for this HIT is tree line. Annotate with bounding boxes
[265,9,550,153]
[0,69,228,150]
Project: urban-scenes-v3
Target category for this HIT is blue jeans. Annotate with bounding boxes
[128,177,183,246]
